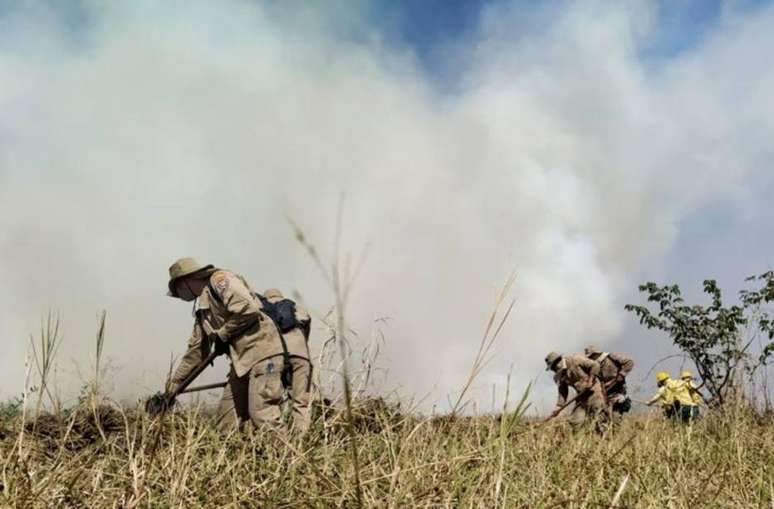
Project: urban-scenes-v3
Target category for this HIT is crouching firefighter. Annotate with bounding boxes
[163,257,291,433]
[259,289,313,432]
[545,351,607,431]
[584,344,634,420]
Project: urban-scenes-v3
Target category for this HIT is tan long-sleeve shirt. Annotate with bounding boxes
[596,352,634,383]
[554,354,601,407]
[169,270,284,392]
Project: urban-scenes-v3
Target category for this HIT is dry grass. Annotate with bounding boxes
[1,397,772,508]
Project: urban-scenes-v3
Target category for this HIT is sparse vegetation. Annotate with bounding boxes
[626,276,774,407]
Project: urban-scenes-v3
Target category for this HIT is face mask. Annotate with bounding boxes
[175,279,197,302]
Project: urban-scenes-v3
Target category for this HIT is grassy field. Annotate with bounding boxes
[1,395,772,508]
[2,283,771,508]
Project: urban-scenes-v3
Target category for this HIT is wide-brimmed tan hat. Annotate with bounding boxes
[584,344,603,356]
[264,288,284,299]
[167,257,215,297]
[545,351,562,371]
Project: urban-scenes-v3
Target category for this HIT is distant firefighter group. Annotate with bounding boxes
[544,347,633,429]
[647,370,702,422]
[545,347,702,429]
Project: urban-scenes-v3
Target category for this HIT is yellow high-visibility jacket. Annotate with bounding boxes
[649,379,695,407]
[685,380,703,405]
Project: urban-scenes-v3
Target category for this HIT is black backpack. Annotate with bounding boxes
[207,283,297,388]
[256,295,299,333]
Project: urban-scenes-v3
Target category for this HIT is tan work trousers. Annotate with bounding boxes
[216,355,286,433]
[568,383,608,430]
[287,356,313,432]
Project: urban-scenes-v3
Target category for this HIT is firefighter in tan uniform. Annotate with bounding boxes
[165,257,287,432]
[583,344,634,419]
[545,351,606,429]
[263,289,313,432]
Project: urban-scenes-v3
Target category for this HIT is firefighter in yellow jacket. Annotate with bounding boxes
[681,370,703,406]
[165,257,288,432]
[647,371,699,422]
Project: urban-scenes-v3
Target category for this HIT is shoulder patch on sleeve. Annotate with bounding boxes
[211,272,231,293]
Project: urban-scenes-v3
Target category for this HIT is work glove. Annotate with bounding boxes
[213,338,229,356]
[145,391,175,416]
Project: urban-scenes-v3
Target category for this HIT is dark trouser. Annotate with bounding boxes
[606,381,631,417]
[665,403,699,423]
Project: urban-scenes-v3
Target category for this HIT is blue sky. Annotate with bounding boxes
[373,0,772,74]
[5,0,772,74]
[2,0,771,81]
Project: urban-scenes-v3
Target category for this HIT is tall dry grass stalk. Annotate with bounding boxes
[288,198,370,506]
[452,272,517,416]
[92,310,107,396]
[29,311,63,418]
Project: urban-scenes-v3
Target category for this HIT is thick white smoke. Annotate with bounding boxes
[1,1,773,411]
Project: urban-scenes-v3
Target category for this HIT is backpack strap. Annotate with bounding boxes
[256,294,294,389]
[208,282,294,388]
[207,281,223,306]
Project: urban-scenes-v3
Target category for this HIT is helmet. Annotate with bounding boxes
[584,344,603,356]
[545,351,562,371]
[656,371,670,383]
[680,370,693,380]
